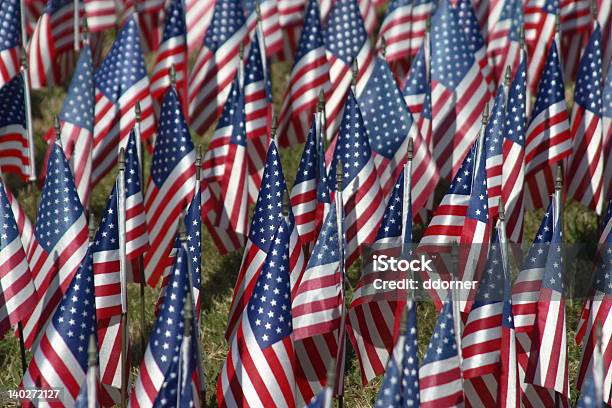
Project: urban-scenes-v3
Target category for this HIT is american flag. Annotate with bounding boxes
[502,56,527,243]
[329,89,384,267]
[0,73,31,181]
[22,248,96,407]
[402,36,429,124]
[524,0,558,93]
[487,0,523,84]
[22,142,89,348]
[348,169,410,383]
[472,0,505,43]
[144,87,195,286]
[27,0,77,89]
[185,0,215,55]
[224,142,304,340]
[92,17,155,186]
[322,0,374,141]
[4,180,34,253]
[484,84,507,219]
[150,0,188,108]
[83,0,116,32]
[130,245,200,407]
[275,0,306,61]
[217,216,296,408]
[319,0,378,36]
[576,201,611,406]
[0,0,21,89]
[290,115,331,244]
[244,0,283,57]
[373,302,420,407]
[419,296,463,408]
[558,0,591,82]
[429,0,489,181]
[277,0,329,148]
[44,45,94,208]
[524,42,571,210]
[305,379,333,408]
[187,0,247,136]
[120,0,165,53]
[0,179,37,341]
[567,24,604,214]
[605,64,611,202]
[359,55,439,212]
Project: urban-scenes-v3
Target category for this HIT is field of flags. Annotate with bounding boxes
[0,0,610,406]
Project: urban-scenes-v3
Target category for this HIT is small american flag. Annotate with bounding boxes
[374,302,420,407]
[429,0,489,181]
[92,17,155,186]
[244,0,283,57]
[144,88,195,286]
[187,0,247,136]
[22,142,89,348]
[150,0,188,108]
[402,37,429,125]
[83,0,116,32]
[22,249,97,407]
[122,0,165,53]
[4,180,34,253]
[0,0,21,89]
[419,296,463,408]
[0,73,31,181]
[567,24,604,214]
[524,42,571,210]
[502,56,527,243]
[27,0,77,89]
[558,0,591,82]
[130,245,200,407]
[277,0,329,148]
[217,216,297,408]
[484,84,507,219]
[524,0,558,93]
[0,179,37,341]
[487,0,523,83]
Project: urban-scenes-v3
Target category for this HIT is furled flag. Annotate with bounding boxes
[83,0,116,32]
[604,64,611,202]
[402,38,429,128]
[484,84,507,219]
[27,0,78,88]
[129,245,200,408]
[277,0,329,148]
[3,179,34,253]
[357,55,439,212]
[0,73,31,181]
[290,116,331,244]
[144,87,195,287]
[187,0,247,136]
[22,249,96,406]
[150,0,188,108]
[22,142,89,348]
[322,0,374,141]
[524,0,558,93]
[374,303,420,407]
[244,0,282,57]
[348,169,410,383]
[524,42,571,210]
[224,142,304,340]
[328,89,384,267]
[92,17,155,185]
[0,0,21,89]
[502,56,527,243]
[43,45,94,207]
[487,0,524,83]
[576,200,611,406]
[0,178,37,341]
[567,24,604,214]
[185,0,215,55]
[419,295,463,407]
[217,215,296,408]
[429,0,489,180]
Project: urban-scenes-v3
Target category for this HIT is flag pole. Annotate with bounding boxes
[118,147,129,408]
[402,137,413,262]
[450,241,464,385]
[73,0,80,51]
[86,334,98,408]
[334,158,346,408]
[177,290,193,407]
[324,358,336,408]
[20,51,36,184]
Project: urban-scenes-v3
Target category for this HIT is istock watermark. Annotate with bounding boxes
[372,254,434,273]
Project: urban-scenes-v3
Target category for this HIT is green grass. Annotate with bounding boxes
[0,39,602,408]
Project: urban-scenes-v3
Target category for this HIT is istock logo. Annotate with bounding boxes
[372,254,433,272]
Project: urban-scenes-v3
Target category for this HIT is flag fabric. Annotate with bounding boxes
[567,24,604,214]
[22,142,89,348]
[244,0,283,58]
[27,0,77,89]
[374,302,420,407]
[524,0,558,93]
[185,0,215,55]
[0,0,21,89]
[92,17,155,185]
[22,248,96,407]
[429,0,489,181]
[487,0,523,84]
[129,245,200,408]
[348,169,410,383]
[502,56,527,243]
[419,296,463,408]
[144,87,195,287]
[217,215,296,408]
[402,41,429,128]
[558,0,591,82]
[224,142,304,340]
[484,84,507,219]
[0,73,31,181]
[150,0,188,108]
[524,42,571,210]
[83,0,116,32]
[277,0,329,148]
[0,178,37,341]
[328,89,384,267]
[604,64,611,202]
[187,0,247,136]
[4,180,34,253]
[44,45,94,208]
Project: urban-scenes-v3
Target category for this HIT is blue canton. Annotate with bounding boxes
[447,141,477,196]
[45,0,72,14]
[0,180,20,249]
[603,64,611,118]
[541,216,564,293]
[204,0,245,52]
[245,31,271,99]
[530,42,565,119]
[474,230,505,305]
[307,201,340,268]
[324,0,367,64]
[574,26,602,115]
[385,0,412,14]
[185,189,201,296]
[377,170,405,240]
[217,76,247,147]
[504,59,527,146]
[485,86,506,163]
[466,138,489,223]
[422,296,458,363]
[456,0,486,54]
[0,0,21,52]
[294,0,325,63]
[161,0,186,42]
[125,130,143,198]
[294,119,330,203]
[402,44,428,100]
[522,201,555,270]
[60,46,94,131]
[0,73,25,128]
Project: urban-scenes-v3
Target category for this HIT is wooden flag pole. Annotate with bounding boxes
[118,148,129,408]
[20,51,36,184]
[334,159,347,408]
